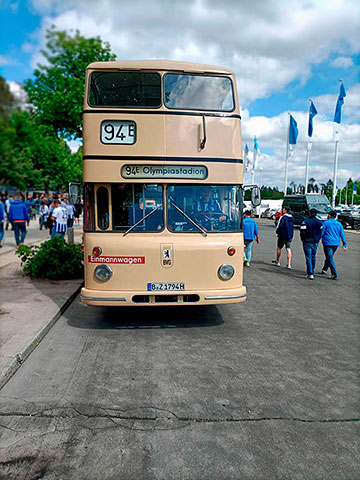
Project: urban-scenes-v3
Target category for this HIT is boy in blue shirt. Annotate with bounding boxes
[242,210,259,266]
[321,210,347,280]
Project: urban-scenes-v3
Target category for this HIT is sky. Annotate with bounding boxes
[1,0,359,189]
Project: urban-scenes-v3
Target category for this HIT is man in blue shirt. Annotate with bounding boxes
[242,210,259,267]
[300,208,323,280]
[8,197,30,246]
[321,210,347,280]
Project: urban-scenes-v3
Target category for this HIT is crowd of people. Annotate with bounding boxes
[0,192,83,248]
[244,206,348,280]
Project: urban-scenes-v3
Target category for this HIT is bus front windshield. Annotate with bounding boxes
[167,185,241,233]
[112,184,164,232]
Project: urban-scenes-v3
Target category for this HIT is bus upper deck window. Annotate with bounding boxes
[97,186,109,230]
[88,72,162,108]
[164,74,235,112]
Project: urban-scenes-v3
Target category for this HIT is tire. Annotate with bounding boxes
[353,220,360,230]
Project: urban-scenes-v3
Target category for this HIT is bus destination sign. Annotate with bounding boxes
[121,165,208,180]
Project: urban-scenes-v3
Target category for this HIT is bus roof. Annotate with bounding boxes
[87,60,234,75]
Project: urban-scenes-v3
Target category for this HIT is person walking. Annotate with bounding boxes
[66,201,75,228]
[300,208,323,280]
[5,195,14,230]
[50,199,68,239]
[74,201,83,225]
[8,197,30,246]
[39,200,49,230]
[272,206,294,268]
[0,200,5,247]
[242,210,259,267]
[321,210,347,280]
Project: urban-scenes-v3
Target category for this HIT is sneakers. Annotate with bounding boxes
[286,264,292,269]
[320,270,327,275]
[245,261,250,267]
[271,260,280,266]
[330,275,338,280]
[306,274,314,280]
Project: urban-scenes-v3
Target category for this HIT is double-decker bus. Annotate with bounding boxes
[80,60,255,306]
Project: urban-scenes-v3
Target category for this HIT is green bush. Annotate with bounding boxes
[17,237,84,279]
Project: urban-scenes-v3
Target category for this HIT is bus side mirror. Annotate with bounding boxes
[69,182,80,205]
[251,186,261,207]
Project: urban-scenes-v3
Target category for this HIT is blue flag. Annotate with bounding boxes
[253,137,260,170]
[308,101,317,138]
[333,82,346,124]
[289,115,298,145]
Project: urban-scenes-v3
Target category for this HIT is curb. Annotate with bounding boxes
[0,282,84,391]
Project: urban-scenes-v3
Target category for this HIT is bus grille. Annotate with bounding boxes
[132,294,200,304]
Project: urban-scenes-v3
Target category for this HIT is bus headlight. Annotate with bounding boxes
[218,264,235,280]
[95,264,113,281]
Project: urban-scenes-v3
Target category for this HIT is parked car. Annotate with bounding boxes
[283,194,331,225]
[274,209,282,225]
[261,207,271,218]
[264,208,277,219]
[337,209,360,230]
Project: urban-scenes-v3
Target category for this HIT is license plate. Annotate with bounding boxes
[101,120,136,144]
[147,282,185,291]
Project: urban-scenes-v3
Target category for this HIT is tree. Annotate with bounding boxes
[0,76,18,121]
[0,109,81,190]
[24,27,116,140]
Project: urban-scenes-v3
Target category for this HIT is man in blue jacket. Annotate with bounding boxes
[8,197,30,246]
[242,210,259,266]
[300,208,323,279]
[0,200,5,247]
[321,210,347,280]
[272,206,294,268]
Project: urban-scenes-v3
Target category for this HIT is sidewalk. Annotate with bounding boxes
[0,223,84,389]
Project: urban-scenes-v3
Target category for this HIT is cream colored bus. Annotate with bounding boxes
[80,60,256,307]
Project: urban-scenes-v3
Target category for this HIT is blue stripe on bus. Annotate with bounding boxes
[83,109,241,119]
[83,155,243,164]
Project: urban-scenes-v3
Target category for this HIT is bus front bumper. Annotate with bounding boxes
[80,286,247,306]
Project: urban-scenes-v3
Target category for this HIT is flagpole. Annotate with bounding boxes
[332,80,345,209]
[332,140,339,208]
[305,145,310,194]
[304,99,312,193]
[284,113,290,196]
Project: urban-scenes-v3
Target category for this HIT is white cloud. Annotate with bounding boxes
[28,0,360,106]
[242,102,360,188]
[330,56,354,68]
[0,55,17,66]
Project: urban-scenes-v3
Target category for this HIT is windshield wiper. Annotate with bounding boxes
[170,201,207,237]
[123,205,161,236]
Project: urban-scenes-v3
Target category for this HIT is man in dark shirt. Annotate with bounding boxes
[300,208,323,279]
[272,206,294,268]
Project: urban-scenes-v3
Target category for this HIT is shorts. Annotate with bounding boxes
[277,239,292,249]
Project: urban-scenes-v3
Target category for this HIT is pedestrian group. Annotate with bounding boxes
[244,206,348,280]
[0,191,82,248]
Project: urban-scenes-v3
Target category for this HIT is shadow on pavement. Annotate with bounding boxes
[68,302,224,329]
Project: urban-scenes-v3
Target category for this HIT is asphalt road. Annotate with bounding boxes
[0,219,359,479]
